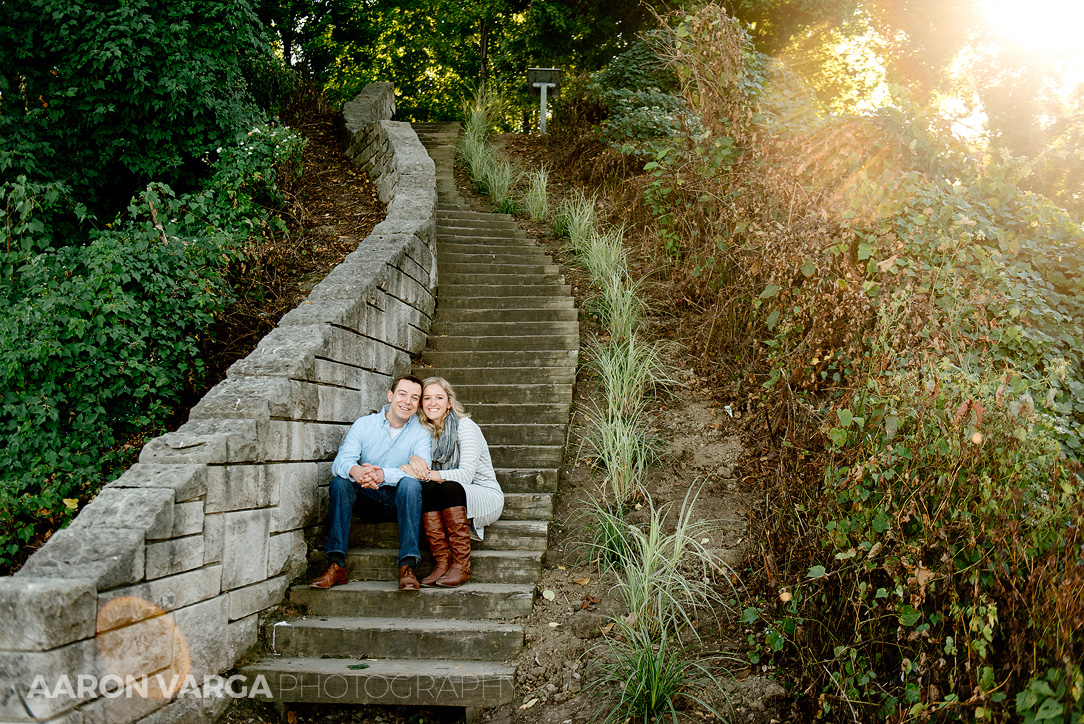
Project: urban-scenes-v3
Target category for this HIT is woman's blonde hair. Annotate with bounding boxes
[419,376,469,436]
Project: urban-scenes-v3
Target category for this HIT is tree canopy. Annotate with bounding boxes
[1,0,271,225]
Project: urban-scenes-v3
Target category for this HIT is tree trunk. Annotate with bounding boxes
[479,19,489,85]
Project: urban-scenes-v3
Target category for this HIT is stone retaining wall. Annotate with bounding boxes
[0,82,438,724]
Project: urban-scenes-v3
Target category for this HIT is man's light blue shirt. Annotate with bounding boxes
[331,405,432,484]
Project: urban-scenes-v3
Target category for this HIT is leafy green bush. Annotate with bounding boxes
[749,366,1083,720]
[0,123,304,574]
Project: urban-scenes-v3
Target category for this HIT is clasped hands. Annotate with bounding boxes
[348,463,384,489]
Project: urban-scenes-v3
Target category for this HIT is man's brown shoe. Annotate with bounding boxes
[398,564,420,592]
[308,562,348,589]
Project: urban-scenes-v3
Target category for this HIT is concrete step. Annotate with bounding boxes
[427,335,579,353]
[452,382,573,405]
[438,249,554,264]
[289,581,535,619]
[431,320,578,338]
[243,657,515,707]
[350,519,548,552]
[438,228,528,241]
[346,548,542,584]
[418,366,575,386]
[437,236,542,250]
[440,271,562,286]
[437,220,526,234]
[420,349,578,368]
[496,468,558,493]
[478,423,568,445]
[437,209,513,222]
[432,306,579,323]
[436,295,575,310]
[437,235,539,246]
[489,445,565,468]
[501,491,554,520]
[466,402,572,425]
[437,219,520,232]
[439,261,561,276]
[438,283,572,299]
[265,616,523,661]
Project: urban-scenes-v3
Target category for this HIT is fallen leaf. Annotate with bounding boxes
[287,712,297,724]
[548,622,560,627]
[542,589,556,601]
[601,622,614,633]
[572,577,591,585]
[520,698,539,710]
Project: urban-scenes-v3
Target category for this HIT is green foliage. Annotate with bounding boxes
[0,0,270,224]
[0,124,304,574]
[1017,667,1084,724]
[584,4,1084,719]
[768,366,1084,719]
[586,31,701,160]
[280,0,664,120]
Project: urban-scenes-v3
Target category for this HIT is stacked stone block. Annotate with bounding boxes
[0,82,435,724]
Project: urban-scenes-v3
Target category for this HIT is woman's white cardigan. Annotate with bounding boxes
[438,417,504,540]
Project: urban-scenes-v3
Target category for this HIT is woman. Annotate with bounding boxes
[400,376,503,587]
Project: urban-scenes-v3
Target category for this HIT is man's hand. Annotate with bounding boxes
[349,464,383,489]
[358,463,384,488]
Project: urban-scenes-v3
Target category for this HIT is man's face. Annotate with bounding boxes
[386,380,422,426]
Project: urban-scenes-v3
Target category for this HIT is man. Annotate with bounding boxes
[309,374,432,592]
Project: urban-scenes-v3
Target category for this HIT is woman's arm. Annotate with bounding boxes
[399,454,431,479]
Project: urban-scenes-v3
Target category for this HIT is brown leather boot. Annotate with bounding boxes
[308,562,348,589]
[436,506,471,587]
[420,511,450,586]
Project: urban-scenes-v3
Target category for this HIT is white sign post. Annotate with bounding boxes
[527,68,561,136]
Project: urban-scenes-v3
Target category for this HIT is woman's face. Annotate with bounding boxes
[422,383,450,423]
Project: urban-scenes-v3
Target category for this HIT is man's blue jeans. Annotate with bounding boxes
[325,475,422,568]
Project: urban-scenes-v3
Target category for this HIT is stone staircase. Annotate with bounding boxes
[243,122,577,717]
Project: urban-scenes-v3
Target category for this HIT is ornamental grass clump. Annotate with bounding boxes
[522,164,550,221]
[616,484,733,635]
[587,335,674,418]
[480,156,521,214]
[588,272,646,342]
[589,620,727,724]
[587,483,737,724]
[457,133,492,190]
[579,226,627,283]
[554,189,597,253]
[582,404,663,506]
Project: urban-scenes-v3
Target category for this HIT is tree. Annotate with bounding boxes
[0,0,270,226]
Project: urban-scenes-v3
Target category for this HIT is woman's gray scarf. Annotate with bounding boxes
[431,410,460,471]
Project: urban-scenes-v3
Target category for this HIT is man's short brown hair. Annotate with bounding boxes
[390,374,423,393]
